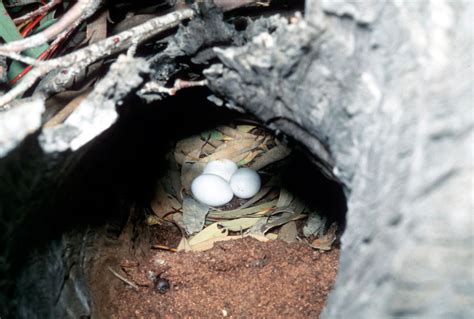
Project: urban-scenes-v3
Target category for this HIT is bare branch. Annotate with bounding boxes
[13,0,62,25]
[0,8,195,109]
[140,79,208,96]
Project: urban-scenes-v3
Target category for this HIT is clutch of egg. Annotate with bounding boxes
[191,159,261,206]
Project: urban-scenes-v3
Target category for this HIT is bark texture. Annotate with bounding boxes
[0,1,472,318]
[205,1,473,317]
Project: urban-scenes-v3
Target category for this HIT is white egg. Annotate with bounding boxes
[191,174,234,206]
[202,159,238,182]
[230,168,261,199]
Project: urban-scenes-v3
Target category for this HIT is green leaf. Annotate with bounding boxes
[200,130,224,141]
[0,2,49,81]
[0,2,46,57]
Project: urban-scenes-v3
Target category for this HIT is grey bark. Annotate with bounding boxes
[205,0,474,318]
[0,1,472,318]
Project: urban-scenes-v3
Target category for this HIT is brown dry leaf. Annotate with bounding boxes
[277,221,298,243]
[201,143,216,156]
[218,217,262,232]
[150,182,181,218]
[207,199,278,219]
[260,210,306,234]
[205,137,260,163]
[250,143,291,170]
[237,150,262,166]
[217,125,256,140]
[175,135,204,165]
[310,223,338,251]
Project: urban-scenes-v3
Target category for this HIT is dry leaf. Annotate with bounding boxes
[277,221,298,243]
[150,182,181,218]
[182,197,209,235]
[208,199,278,219]
[259,210,306,234]
[217,125,255,140]
[188,222,229,247]
[175,135,203,165]
[303,212,326,237]
[236,150,262,166]
[310,223,338,251]
[277,188,294,207]
[238,185,273,209]
[218,217,261,232]
[289,197,306,214]
[237,124,256,133]
[205,137,259,162]
[177,236,192,252]
[250,144,291,170]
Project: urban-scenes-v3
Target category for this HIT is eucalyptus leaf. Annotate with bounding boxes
[182,197,209,235]
[277,221,298,243]
[261,213,305,234]
[208,199,277,219]
[188,222,228,246]
[303,211,326,237]
[200,129,224,141]
[218,217,262,232]
[0,2,47,56]
[0,2,48,82]
[250,143,291,170]
[277,188,293,207]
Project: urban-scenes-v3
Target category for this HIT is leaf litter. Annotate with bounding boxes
[149,121,341,253]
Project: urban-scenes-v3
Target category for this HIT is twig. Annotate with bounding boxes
[0,0,100,53]
[0,8,195,109]
[140,79,208,95]
[107,267,139,290]
[151,245,178,252]
[14,0,62,25]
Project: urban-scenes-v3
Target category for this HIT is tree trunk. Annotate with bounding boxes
[205,1,473,317]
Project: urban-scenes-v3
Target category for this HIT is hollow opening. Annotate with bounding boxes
[27,87,348,317]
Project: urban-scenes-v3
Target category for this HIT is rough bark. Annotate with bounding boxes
[205,0,473,317]
[0,1,472,318]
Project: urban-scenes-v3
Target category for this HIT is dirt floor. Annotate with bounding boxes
[88,222,340,318]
